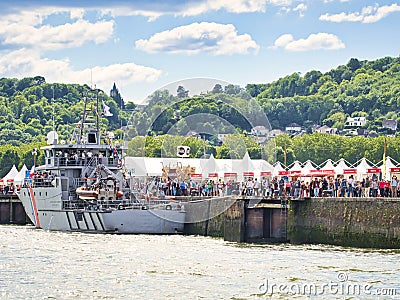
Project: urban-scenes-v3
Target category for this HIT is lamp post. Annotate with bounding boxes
[32,148,37,166]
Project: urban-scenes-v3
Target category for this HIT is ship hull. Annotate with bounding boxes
[17,187,185,234]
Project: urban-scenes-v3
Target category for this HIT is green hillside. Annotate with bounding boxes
[1,56,400,177]
[0,76,129,146]
[247,56,400,132]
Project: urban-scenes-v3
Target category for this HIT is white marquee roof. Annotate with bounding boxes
[289,161,302,172]
[13,165,28,185]
[334,158,350,174]
[0,165,18,185]
[320,159,335,170]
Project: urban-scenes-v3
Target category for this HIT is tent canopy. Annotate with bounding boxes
[1,165,19,185]
[381,156,397,179]
[13,165,28,185]
[273,161,285,176]
[302,160,317,175]
[334,158,350,175]
[289,161,302,172]
[320,159,335,171]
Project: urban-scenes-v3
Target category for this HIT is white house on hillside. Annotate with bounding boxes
[285,123,302,132]
[382,119,397,131]
[313,125,338,134]
[345,117,366,127]
[251,125,269,136]
[268,129,284,138]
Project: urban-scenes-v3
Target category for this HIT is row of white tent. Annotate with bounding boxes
[124,154,400,181]
[2,155,399,184]
[0,164,28,185]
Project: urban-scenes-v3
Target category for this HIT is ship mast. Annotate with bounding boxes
[80,92,88,143]
[68,88,103,145]
[96,89,100,145]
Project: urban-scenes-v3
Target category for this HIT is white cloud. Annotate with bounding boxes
[272,32,345,51]
[293,3,307,17]
[181,0,268,16]
[273,34,294,48]
[0,7,114,50]
[278,7,291,14]
[323,0,350,3]
[320,3,400,23]
[0,49,162,88]
[103,0,296,20]
[101,0,270,20]
[268,0,293,5]
[135,22,259,55]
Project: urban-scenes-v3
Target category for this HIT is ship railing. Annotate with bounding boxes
[107,157,119,167]
[62,199,85,209]
[51,156,120,168]
[21,177,55,188]
[61,197,143,210]
[73,178,86,189]
[61,195,181,211]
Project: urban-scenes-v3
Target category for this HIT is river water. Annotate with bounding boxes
[1,225,399,299]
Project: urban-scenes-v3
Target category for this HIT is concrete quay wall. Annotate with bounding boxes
[288,198,400,248]
[183,196,237,238]
[0,194,28,224]
[183,196,400,248]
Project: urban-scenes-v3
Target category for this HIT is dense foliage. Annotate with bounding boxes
[247,56,400,132]
[126,133,398,168]
[1,56,400,177]
[0,76,130,147]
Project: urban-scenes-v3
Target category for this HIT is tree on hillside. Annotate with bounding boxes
[110,82,124,109]
[212,84,223,94]
[177,85,189,98]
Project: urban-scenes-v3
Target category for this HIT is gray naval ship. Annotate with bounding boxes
[17,91,185,233]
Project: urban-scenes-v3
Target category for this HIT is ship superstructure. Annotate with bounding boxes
[17,90,185,233]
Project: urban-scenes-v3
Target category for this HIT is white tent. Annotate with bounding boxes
[273,161,285,177]
[240,152,255,172]
[302,160,317,175]
[252,159,274,177]
[216,159,233,176]
[201,154,218,177]
[13,165,28,186]
[145,157,163,176]
[226,152,256,182]
[289,160,303,172]
[1,165,19,185]
[320,159,336,171]
[356,157,372,180]
[334,158,350,175]
[381,156,397,179]
[124,157,148,177]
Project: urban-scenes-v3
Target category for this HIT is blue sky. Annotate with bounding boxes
[0,0,399,103]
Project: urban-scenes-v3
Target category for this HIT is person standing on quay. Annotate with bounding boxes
[364,177,370,197]
[253,178,259,196]
[391,176,397,198]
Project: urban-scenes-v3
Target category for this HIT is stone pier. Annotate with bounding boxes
[0,194,28,224]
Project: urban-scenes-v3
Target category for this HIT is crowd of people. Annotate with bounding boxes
[3,171,400,199]
[141,173,400,199]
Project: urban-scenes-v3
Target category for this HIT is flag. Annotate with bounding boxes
[102,101,113,117]
[29,165,35,178]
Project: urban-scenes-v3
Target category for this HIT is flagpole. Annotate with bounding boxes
[383,137,387,179]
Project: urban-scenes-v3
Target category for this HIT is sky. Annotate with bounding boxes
[0,0,399,103]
